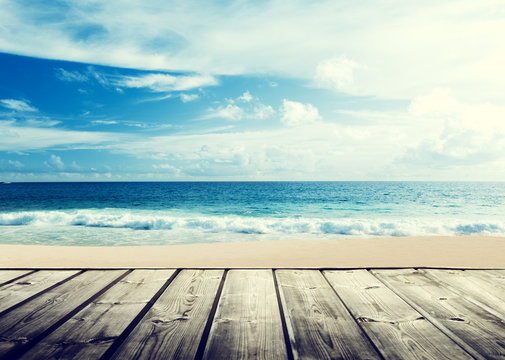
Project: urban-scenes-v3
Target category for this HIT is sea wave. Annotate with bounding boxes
[1,210,504,237]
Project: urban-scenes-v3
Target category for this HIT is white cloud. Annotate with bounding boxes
[71,161,81,170]
[315,57,360,93]
[7,160,24,169]
[0,99,37,112]
[3,85,505,180]
[251,104,275,119]
[0,121,122,151]
[25,118,60,127]
[334,87,505,175]
[152,163,181,176]
[92,120,118,125]
[280,99,321,127]
[205,104,244,121]
[47,154,64,170]
[238,91,253,102]
[55,68,88,82]
[205,92,275,121]
[136,94,172,103]
[112,73,218,92]
[399,88,505,167]
[101,122,384,179]
[2,1,504,101]
[180,93,199,102]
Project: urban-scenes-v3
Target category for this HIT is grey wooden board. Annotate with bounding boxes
[111,269,223,360]
[18,269,175,360]
[324,269,473,360]
[0,270,126,358]
[0,270,80,313]
[0,270,33,286]
[466,269,505,290]
[374,269,505,360]
[423,269,505,319]
[277,270,380,360]
[203,270,288,360]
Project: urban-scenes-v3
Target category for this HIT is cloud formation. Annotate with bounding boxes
[0,121,122,151]
[180,93,199,102]
[205,104,244,121]
[0,99,37,112]
[315,57,360,93]
[1,0,504,101]
[280,100,321,127]
[46,154,64,170]
[1,1,504,181]
[55,68,89,82]
[112,73,218,92]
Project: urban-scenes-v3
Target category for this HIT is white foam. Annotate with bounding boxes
[1,209,504,237]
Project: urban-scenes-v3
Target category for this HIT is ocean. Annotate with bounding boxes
[1,181,504,246]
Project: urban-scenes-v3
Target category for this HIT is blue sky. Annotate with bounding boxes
[1,0,505,181]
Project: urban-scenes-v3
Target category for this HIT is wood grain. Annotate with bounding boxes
[374,269,505,360]
[277,270,380,360]
[0,270,33,287]
[466,269,505,290]
[423,269,505,319]
[111,269,223,360]
[17,269,175,360]
[0,270,80,313]
[0,270,126,358]
[324,269,473,360]
[203,270,287,360]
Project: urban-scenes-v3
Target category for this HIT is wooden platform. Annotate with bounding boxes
[0,269,504,359]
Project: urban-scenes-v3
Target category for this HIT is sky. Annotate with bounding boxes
[1,0,505,181]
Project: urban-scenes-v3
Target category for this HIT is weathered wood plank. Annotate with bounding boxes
[0,270,80,313]
[324,269,473,360]
[277,270,380,360]
[18,269,175,360]
[466,270,505,290]
[374,269,505,360]
[423,269,505,319]
[203,270,287,360]
[0,270,126,359]
[0,270,33,287]
[110,269,223,360]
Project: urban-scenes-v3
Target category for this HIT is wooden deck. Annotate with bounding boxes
[0,269,504,359]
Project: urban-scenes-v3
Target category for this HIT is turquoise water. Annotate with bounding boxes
[1,182,504,245]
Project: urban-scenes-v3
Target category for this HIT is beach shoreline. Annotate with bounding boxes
[1,236,504,269]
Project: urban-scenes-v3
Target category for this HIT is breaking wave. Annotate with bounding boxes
[1,209,504,237]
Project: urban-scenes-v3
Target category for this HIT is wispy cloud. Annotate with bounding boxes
[0,121,123,151]
[180,93,199,102]
[112,73,218,92]
[55,68,89,82]
[1,1,504,101]
[92,120,118,125]
[136,94,173,104]
[0,99,37,112]
[24,118,60,127]
[7,160,24,169]
[55,65,217,98]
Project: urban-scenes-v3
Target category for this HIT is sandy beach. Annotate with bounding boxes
[1,236,504,269]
